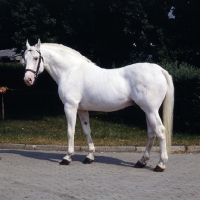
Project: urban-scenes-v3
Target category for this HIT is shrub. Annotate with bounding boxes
[161,61,200,133]
[1,61,200,133]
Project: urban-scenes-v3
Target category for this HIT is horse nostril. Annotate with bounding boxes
[28,78,32,83]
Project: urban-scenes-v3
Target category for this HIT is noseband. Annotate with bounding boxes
[25,50,44,78]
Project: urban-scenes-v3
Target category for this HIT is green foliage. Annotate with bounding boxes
[161,61,200,132]
[1,0,200,67]
[0,0,57,49]
[11,0,57,45]
[1,62,200,134]
[0,63,25,88]
[1,0,200,143]
[0,62,23,69]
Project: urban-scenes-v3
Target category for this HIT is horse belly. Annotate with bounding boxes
[78,96,134,112]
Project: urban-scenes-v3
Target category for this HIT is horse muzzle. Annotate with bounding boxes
[24,72,35,86]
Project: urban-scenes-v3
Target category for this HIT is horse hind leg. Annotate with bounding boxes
[149,112,168,172]
[78,110,95,164]
[136,111,168,172]
[135,115,156,168]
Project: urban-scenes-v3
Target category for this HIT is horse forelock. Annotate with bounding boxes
[41,43,92,63]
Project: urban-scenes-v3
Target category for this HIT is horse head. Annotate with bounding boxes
[24,39,44,86]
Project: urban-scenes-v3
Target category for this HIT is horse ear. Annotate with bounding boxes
[36,39,41,50]
[26,40,30,49]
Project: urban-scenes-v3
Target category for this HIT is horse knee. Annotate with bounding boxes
[144,153,150,161]
[141,152,150,163]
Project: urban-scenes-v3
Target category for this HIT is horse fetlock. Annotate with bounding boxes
[141,155,150,163]
[144,152,150,160]
[86,153,94,161]
[67,148,74,156]
[89,143,95,152]
[63,155,72,162]
[161,153,168,163]
[139,157,147,165]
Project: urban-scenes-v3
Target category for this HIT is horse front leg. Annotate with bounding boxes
[60,104,77,165]
[78,110,95,164]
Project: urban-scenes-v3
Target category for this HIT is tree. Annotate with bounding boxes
[1,0,200,67]
[0,0,57,50]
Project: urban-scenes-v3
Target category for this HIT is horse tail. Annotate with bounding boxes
[161,69,174,154]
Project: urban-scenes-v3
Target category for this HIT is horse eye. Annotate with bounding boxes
[34,57,38,61]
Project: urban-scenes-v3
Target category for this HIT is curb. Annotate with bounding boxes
[0,143,200,153]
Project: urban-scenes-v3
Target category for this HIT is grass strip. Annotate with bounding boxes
[1,115,200,146]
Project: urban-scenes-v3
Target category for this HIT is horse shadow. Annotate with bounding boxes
[0,149,154,170]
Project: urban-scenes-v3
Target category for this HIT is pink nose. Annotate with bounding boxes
[24,77,34,86]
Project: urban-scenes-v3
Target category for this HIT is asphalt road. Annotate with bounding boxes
[0,149,200,200]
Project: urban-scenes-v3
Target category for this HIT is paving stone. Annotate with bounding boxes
[0,149,200,200]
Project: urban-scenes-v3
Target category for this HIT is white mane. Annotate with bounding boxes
[41,43,92,63]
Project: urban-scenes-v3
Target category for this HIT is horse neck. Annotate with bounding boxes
[41,46,86,84]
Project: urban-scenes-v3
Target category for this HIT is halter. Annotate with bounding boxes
[25,50,44,78]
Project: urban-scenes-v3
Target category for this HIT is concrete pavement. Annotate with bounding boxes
[0,148,200,200]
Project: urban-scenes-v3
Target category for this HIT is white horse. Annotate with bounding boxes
[24,39,174,172]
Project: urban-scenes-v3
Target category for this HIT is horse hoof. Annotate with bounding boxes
[60,159,70,165]
[83,157,94,164]
[134,160,146,168]
[153,165,165,172]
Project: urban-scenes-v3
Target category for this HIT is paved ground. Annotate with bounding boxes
[0,149,200,200]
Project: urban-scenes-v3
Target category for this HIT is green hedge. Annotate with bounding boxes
[0,62,61,119]
[0,63,56,90]
[161,61,200,133]
[0,63,25,88]
[1,62,200,133]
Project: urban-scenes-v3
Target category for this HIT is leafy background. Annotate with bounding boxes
[0,0,200,136]
[0,0,200,68]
